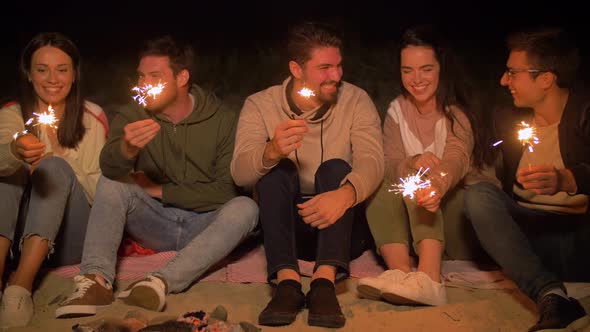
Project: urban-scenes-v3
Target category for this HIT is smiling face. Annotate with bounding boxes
[400,45,440,109]
[28,46,75,109]
[500,50,547,108]
[292,46,343,105]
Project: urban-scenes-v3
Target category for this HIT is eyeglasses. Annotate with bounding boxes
[504,67,547,78]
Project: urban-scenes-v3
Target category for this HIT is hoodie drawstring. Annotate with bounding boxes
[290,114,324,169]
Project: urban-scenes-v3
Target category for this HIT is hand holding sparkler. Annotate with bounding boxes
[10,134,46,165]
[516,165,577,195]
[416,180,442,212]
[389,167,431,199]
[10,104,60,165]
[389,167,445,212]
[263,119,308,167]
[121,119,161,160]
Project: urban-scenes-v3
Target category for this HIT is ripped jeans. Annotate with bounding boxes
[0,157,91,267]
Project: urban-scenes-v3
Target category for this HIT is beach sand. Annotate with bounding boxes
[4,273,590,331]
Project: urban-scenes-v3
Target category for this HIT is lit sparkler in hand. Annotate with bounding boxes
[297,87,315,98]
[132,82,166,106]
[388,167,432,199]
[32,105,59,129]
[13,105,59,140]
[517,121,539,152]
[491,121,539,151]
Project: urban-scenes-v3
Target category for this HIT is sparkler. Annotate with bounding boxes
[13,105,59,140]
[132,82,166,106]
[297,87,315,98]
[13,130,28,140]
[32,105,58,129]
[388,167,432,199]
[491,121,539,151]
[517,121,539,152]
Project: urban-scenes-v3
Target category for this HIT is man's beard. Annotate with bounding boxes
[317,81,341,104]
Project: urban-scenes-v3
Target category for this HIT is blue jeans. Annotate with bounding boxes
[80,175,259,293]
[0,157,91,266]
[464,182,590,301]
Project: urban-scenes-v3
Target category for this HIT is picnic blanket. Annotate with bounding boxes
[49,244,590,299]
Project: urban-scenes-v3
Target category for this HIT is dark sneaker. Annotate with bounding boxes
[306,278,346,328]
[258,279,305,326]
[117,275,167,312]
[55,274,114,318]
[529,294,590,331]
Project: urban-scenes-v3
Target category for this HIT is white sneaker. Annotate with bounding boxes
[382,271,447,306]
[0,285,34,328]
[117,275,167,312]
[357,269,407,300]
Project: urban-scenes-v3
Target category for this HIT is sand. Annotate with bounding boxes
[3,273,590,332]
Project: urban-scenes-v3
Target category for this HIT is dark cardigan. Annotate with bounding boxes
[494,87,590,197]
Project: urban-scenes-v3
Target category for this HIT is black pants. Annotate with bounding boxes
[257,158,373,284]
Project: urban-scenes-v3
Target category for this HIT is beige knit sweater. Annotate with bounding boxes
[231,77,384,205]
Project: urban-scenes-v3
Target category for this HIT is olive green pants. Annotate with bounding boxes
[366,179,486,261]
[366,180,445,255]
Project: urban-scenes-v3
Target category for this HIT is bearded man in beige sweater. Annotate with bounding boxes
[231,22,383,329]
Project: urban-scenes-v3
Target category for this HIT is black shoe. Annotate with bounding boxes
[258,279,305,326]
[306,278,346,328]
[529,294,590,331]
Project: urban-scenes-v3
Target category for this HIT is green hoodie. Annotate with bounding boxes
[100,84,238,212]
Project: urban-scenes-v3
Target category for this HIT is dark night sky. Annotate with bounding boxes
[1,0,588,109]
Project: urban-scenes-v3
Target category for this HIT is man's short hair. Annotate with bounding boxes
[287,22,342,66]
[140,35,195,86]
[507,27,580,88]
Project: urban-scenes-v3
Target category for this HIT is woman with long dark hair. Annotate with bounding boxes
[0,32,107,328]
[357,25,486,306]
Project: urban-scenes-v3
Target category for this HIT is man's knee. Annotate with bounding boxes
[95,175,135,202]
[256,159,298,190]
[316,159,350,178]
[315,159,351,190]
[221,196,259,232]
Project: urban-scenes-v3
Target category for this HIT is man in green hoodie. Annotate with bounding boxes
[55,36,258,318]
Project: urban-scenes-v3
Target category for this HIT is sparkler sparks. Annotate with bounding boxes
[388,167,432,199]
[297,87,315,98]
[13,130,28,140]
[32,105,58,129]
[13,105,59,141]
[517,121,539,152]
[132,82,166,106]
[492,140,503,147]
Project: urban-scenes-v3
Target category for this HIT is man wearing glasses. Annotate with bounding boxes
[464,27,590,331]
